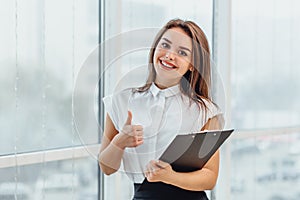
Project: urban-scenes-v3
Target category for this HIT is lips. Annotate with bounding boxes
[159,60,178,70]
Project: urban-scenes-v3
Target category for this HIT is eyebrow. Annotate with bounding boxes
[162,37,192,53]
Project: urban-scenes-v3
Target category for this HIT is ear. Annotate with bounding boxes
[189,66,194,71]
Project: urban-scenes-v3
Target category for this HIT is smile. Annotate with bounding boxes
[160,60,178,70]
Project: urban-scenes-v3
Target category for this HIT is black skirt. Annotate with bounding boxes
[133,182,209,200]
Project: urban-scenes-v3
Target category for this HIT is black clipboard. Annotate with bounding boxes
[138,129,234,191]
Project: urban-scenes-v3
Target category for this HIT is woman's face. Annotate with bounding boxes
[153,27,193,88]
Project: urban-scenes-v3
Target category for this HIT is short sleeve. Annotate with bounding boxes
[102,89,132,131]
[206,101,223,120]
[102,95,120,131]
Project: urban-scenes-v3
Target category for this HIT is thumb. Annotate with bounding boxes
[125,110,132,125]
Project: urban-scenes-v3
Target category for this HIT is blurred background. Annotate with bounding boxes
[0,0,300,199]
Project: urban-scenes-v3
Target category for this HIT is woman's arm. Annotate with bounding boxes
[98,114,123,175]
[145,115,224,191]
[99,112,144,175]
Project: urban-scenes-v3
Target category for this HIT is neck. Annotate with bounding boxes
[154,78,180,89]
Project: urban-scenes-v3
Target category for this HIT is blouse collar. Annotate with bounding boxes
[149,82,181,98]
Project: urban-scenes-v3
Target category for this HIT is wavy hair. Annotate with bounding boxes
[137,18,213,110]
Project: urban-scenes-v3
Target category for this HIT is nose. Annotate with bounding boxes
[165,51,175,60]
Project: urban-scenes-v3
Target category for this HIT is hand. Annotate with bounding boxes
[144,160,174,183]
[113,111,144,149]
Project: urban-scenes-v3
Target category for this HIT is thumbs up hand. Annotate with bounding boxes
[113,111,144,149]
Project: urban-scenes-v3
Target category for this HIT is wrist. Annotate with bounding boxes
[164,169,178,185]
[112,134,126,150]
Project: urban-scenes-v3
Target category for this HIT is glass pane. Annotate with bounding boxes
[231,132,300,199]
[0,157,98,200]
[231,0,300,129]
[0,0,99,155]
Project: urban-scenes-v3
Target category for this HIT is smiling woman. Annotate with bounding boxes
[99,18,223,200]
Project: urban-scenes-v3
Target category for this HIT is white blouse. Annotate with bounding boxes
[103,83,222,183]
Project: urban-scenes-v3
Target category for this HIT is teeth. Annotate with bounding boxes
[161,61,174,68]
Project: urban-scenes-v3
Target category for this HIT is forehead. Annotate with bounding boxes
[161,27,192,48]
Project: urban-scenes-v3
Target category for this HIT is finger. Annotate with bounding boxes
[132,125,143,131]
[135,130,143,137]
[124,110,132,125]
[121,125,133,135]
[135,139,143,145]
[135,136,143,142]
[152,164,160,172]
[148,166,156,177]
[144,165,151,176]
[134,139,143,146]
[144,171,149,178]
[146,161,156,171]
[149,160,160,171]
[155,160,169,169]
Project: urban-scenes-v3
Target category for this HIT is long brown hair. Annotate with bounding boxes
[137,18,212,109]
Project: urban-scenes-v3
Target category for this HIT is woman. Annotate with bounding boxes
[99,18,224,200]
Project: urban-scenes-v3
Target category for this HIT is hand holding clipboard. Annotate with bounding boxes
[138,129,234,191]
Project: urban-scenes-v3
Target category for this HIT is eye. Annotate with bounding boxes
[161,42,170,49]
[178,50,188,56]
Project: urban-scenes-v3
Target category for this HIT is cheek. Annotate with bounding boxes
[153,48,165,60]
[178,58,192,69]
[152,52,158,63]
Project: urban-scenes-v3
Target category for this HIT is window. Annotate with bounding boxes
[230,0,300,199]
[0,0,99,154]
[231,0,300,130]
[0,158,98,200]
[0,0,99,199]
